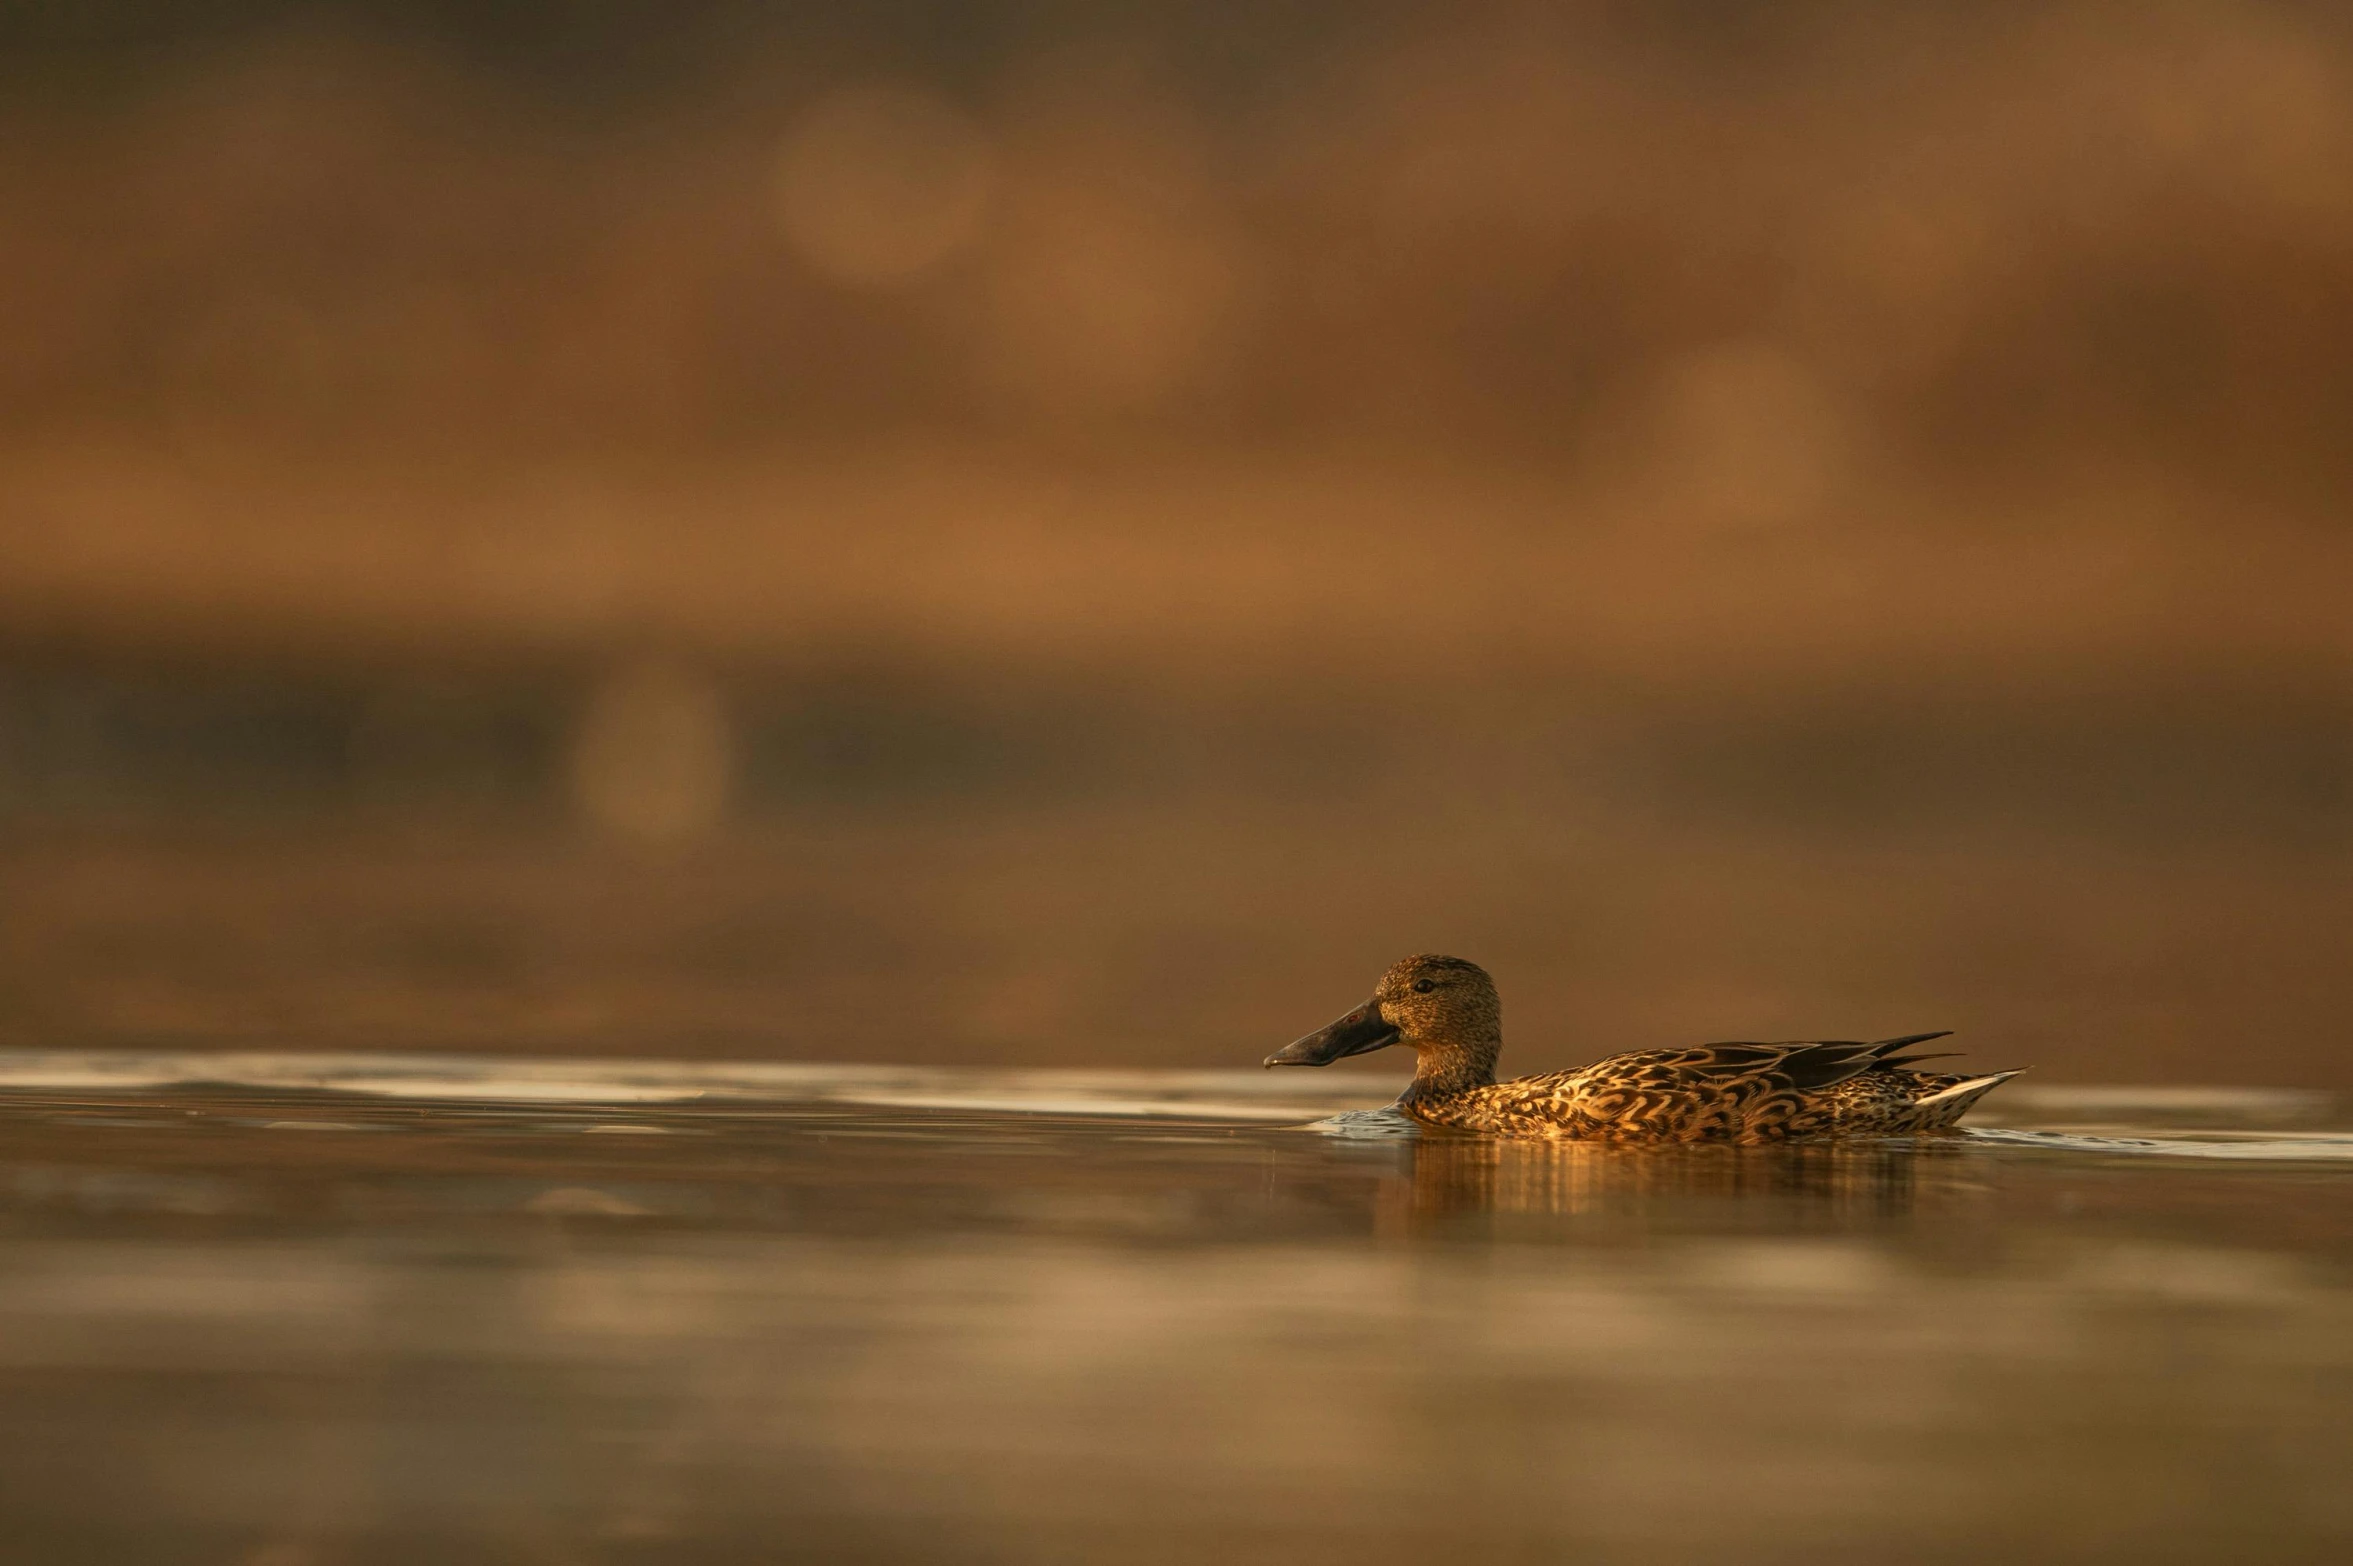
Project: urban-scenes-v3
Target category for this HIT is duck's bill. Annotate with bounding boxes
[1263,999,1399,1068]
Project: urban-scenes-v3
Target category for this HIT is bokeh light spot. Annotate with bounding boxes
[569,660,734,847]
[774,84,996,289]
[1655,341,1850,531]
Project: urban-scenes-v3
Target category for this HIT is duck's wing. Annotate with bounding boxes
[1863,1031,1959,1069]
[1516,1033,1984,1139]
[1593,1031,1958,1094]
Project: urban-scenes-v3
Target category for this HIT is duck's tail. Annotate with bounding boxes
[1910,1069,2024,1128]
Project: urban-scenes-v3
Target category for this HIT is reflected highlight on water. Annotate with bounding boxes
[0,1053,2346,1564]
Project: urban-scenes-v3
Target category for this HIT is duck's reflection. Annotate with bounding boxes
[1375,1132,1980,1231]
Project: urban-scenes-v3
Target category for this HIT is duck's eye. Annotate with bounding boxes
[1411,978,1435,994]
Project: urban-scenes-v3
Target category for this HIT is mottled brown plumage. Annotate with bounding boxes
[1264,954,2019,1142]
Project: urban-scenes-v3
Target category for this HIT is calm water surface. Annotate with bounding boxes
[0,1053,2347,1565]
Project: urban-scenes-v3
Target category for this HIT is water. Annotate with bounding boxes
[0,1053,2347,1565]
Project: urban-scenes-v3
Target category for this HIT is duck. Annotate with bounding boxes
[1263,954,2020,1142]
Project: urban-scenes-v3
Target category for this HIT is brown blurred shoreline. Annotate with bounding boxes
[8,440,2353,675]
[3,3,2349,1085]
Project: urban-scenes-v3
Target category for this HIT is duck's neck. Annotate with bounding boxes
[1404,1036,1500,1100]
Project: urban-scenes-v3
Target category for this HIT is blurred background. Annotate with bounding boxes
[1,0,2348,1086]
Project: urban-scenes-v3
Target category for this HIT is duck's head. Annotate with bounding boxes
[1263,954,1501,1068]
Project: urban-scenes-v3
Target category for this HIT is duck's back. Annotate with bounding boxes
[1404,1033,2015,1142]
